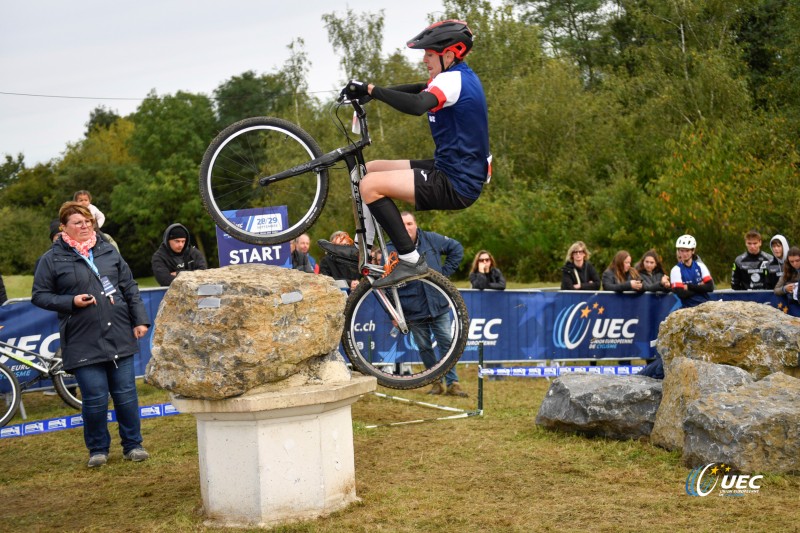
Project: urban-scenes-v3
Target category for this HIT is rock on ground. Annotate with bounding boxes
[535,374,663,440]
[651,358,752,451]
[656,300,800,379]
[682,372,800,473]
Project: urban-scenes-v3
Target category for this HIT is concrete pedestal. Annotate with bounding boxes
[171,375,376,529]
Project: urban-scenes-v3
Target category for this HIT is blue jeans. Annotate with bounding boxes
[409,312,459,386]
[73,355,143,456]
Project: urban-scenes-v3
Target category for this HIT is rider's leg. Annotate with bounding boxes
[361,160,411,247]
[319,159,411,257]
[361,168,430,287]
[361,168,417,259]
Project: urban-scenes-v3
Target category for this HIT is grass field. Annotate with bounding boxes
[1,366,797,532]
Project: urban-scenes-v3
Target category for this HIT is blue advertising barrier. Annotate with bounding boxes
[1,288,797,390]
[0,288,165,391]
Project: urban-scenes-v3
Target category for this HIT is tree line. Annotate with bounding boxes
[1,0,798,283]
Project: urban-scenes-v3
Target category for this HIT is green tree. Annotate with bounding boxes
[54,118,136,223]
[0,153,25,190]
[515,0,618,87]
[84,105,121,136]
[214,40,316,128]
[111,91,219,274]
[322,9,385,82]
[0,206,52,273]
[0,162,58,210]
[646,121,800,280]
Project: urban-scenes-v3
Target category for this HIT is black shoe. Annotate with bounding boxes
[372,255,429,289]
[318,239,359,262]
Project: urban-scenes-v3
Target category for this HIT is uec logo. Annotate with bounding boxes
[686,463,763,496]
[552,302,638,350]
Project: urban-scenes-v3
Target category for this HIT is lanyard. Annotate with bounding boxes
[75,249,101,278]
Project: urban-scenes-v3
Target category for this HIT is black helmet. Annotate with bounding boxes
[407,20,473,59]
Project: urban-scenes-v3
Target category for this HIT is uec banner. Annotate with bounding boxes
[1,288,797,388]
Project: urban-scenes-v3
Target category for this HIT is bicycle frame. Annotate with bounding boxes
[0,339,61,388]
[261,99,412,335]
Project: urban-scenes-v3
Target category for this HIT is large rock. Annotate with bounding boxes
[682,372,800,473]
[535,374,663,440]
[651,358,753,451]
[145,264,348,400]
[656,300,800,379]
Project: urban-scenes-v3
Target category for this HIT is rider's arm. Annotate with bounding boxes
[386,82,428,94]
[370,85,438,116]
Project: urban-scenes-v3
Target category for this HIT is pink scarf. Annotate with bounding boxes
[61,231,97,258]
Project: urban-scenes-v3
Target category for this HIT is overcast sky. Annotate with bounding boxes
[0,0,471,165]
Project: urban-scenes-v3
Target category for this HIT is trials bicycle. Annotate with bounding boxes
[0,340,82,427]
[198,88,469,390]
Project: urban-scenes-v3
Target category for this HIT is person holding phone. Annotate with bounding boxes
[602,250,644,292]
[32,201,151,468]
[774,246,800,301]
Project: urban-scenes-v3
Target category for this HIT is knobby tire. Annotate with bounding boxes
[342,270,469,389]
[0,361,21,427]
[199,117,329,245]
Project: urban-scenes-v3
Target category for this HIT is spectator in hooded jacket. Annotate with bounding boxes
[560,241,601,291]
[469,250,506,290]
[767,234,789,289]
[774,246,800,300]
[32,201,151,467]
[151,223,208,286]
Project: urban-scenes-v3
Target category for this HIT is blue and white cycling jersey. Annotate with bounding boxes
[425,62,490,200]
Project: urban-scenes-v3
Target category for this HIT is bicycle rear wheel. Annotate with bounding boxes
[341,271,469,390]
[53,369,82,410]
[199,117,329,245]
[0,361,21,427]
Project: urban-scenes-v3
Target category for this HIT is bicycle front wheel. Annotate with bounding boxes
[199,117,329,245]
[342,271,469,390]
[53,369,82,410]
[0,361,21,427]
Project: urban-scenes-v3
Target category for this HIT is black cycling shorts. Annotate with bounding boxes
[410,159,475,211]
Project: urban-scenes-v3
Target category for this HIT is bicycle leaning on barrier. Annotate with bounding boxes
[198,86,469,390]
[0,340,82,427]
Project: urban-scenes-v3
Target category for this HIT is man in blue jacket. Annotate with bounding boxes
[392,212,468,396]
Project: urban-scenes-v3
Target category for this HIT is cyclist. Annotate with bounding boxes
[670,234,715,308]
[323,20,490,288]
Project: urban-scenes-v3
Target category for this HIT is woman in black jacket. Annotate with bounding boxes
[774,246,800,300]
[469,250,506,290]
[561,241,601,290]
[602,250,644,292]
[32,202,151,468]
[634,249,672,292]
